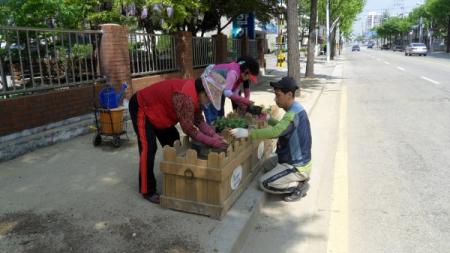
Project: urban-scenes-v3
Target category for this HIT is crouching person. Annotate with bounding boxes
[230,77,312,202]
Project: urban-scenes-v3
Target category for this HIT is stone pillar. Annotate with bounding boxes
[213,33,228,64]
[100,24,132,97]
[240,37,249,58]
[175,31,194,79]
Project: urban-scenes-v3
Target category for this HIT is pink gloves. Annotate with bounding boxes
[195,131,228,149]
[198,122,217,137]
[230,94,250,105]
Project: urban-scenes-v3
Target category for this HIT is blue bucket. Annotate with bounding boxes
[99,83,128,109]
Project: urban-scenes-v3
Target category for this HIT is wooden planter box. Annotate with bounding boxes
[160,121,272,219]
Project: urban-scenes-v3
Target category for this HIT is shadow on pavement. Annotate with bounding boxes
[243,194,327,252]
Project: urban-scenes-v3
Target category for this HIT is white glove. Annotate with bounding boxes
[230,128,249,138]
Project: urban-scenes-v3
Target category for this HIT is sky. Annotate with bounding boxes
[352,0,425,36]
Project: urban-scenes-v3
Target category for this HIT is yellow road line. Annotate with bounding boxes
[326,85,349,253]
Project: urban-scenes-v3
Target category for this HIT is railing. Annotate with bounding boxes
[248,39,258,60]
[0,26,104,98]
[128,32,178,77]
[192,37,216,68]
[227,39,241,61]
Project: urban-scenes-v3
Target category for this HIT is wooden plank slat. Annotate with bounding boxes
[160,116,270,219]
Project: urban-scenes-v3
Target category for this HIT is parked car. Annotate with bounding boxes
[392,44,404,52]
[405,43,428,56]
[381,44,391,50]
[352,45,360,51]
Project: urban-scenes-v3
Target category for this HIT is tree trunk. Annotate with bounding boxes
[330,28,336,60]
[300,28,306,48]
[287,0,301,92]
[305,0,317,78]
[447,15,450,53]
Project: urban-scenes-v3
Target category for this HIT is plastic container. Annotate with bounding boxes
[99,107,124,134]
[99,83,128,109]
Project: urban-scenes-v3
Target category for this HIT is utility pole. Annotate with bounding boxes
[326,0,330,62]
[316,7,319,53]
[419,16,423,43]
[429,20,433,51]
[287,0,301,87]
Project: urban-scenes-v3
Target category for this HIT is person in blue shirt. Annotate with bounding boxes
[231,76,312,202]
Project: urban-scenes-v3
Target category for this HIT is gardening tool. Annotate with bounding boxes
[99,83,128,109]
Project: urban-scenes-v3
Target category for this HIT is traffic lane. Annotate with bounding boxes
[363,46,450,66]
[362,48,450,75]
[360,48,450,87]
[345,50,450,253]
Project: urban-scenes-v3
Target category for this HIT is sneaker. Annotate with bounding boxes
[143,193,160,204]
[284,182,309,202]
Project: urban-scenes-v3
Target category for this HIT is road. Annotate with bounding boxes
[240,48,450,253]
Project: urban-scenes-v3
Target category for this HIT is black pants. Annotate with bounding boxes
[129,94,180,195]
[231,80,250,110]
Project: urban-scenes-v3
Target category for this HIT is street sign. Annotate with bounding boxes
[236,14,248,26]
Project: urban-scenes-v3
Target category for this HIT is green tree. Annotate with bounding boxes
[425,0,450,52]
[1,0,281,37]
[318,0,365,59]
[374,16,411,46]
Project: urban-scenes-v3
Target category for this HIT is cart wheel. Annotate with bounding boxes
[93,134,102,146]
[113,136,121,148]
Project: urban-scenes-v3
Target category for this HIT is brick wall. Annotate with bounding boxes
[130,68,204,93]
[0,84,101,136]
[131,72,183,92]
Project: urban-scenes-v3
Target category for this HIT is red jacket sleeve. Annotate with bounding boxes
[172,92,199,138]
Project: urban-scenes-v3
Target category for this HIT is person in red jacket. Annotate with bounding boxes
[128,75,228,204]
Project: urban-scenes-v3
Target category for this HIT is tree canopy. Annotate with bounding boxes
[0,0,281,35]
[373,0,450,51]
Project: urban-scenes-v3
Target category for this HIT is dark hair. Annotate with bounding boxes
[195,78,205,93]
[237,56,259,76]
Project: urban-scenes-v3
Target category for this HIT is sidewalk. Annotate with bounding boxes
[0,54,341,253]
[428,50,450,60]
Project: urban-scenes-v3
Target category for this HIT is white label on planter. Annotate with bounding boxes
[231,165,243,190]
[257,142,265,160]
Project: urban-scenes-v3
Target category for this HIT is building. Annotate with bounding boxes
[366,12,382,32]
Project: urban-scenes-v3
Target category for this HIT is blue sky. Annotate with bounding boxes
[352,0,424,35]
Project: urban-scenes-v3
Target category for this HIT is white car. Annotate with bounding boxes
[405,43,428,56]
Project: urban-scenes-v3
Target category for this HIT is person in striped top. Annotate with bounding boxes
[203,56,260,124]
[230,76,312,202]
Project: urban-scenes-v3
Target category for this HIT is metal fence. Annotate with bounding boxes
[128,32,178,77]
[248,39,258,60]
[0,26,103,98]
[192,37,216,68]
[227,39,241,61]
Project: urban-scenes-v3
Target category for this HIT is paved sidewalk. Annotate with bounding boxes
[0,54,339,253]
[428,51,450,60]
[241,54,345,253]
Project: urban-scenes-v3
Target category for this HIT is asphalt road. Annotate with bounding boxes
[241,48,450,253]
[346,47,450,253]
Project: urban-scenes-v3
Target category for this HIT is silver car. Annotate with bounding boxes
[405,43,428,56]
